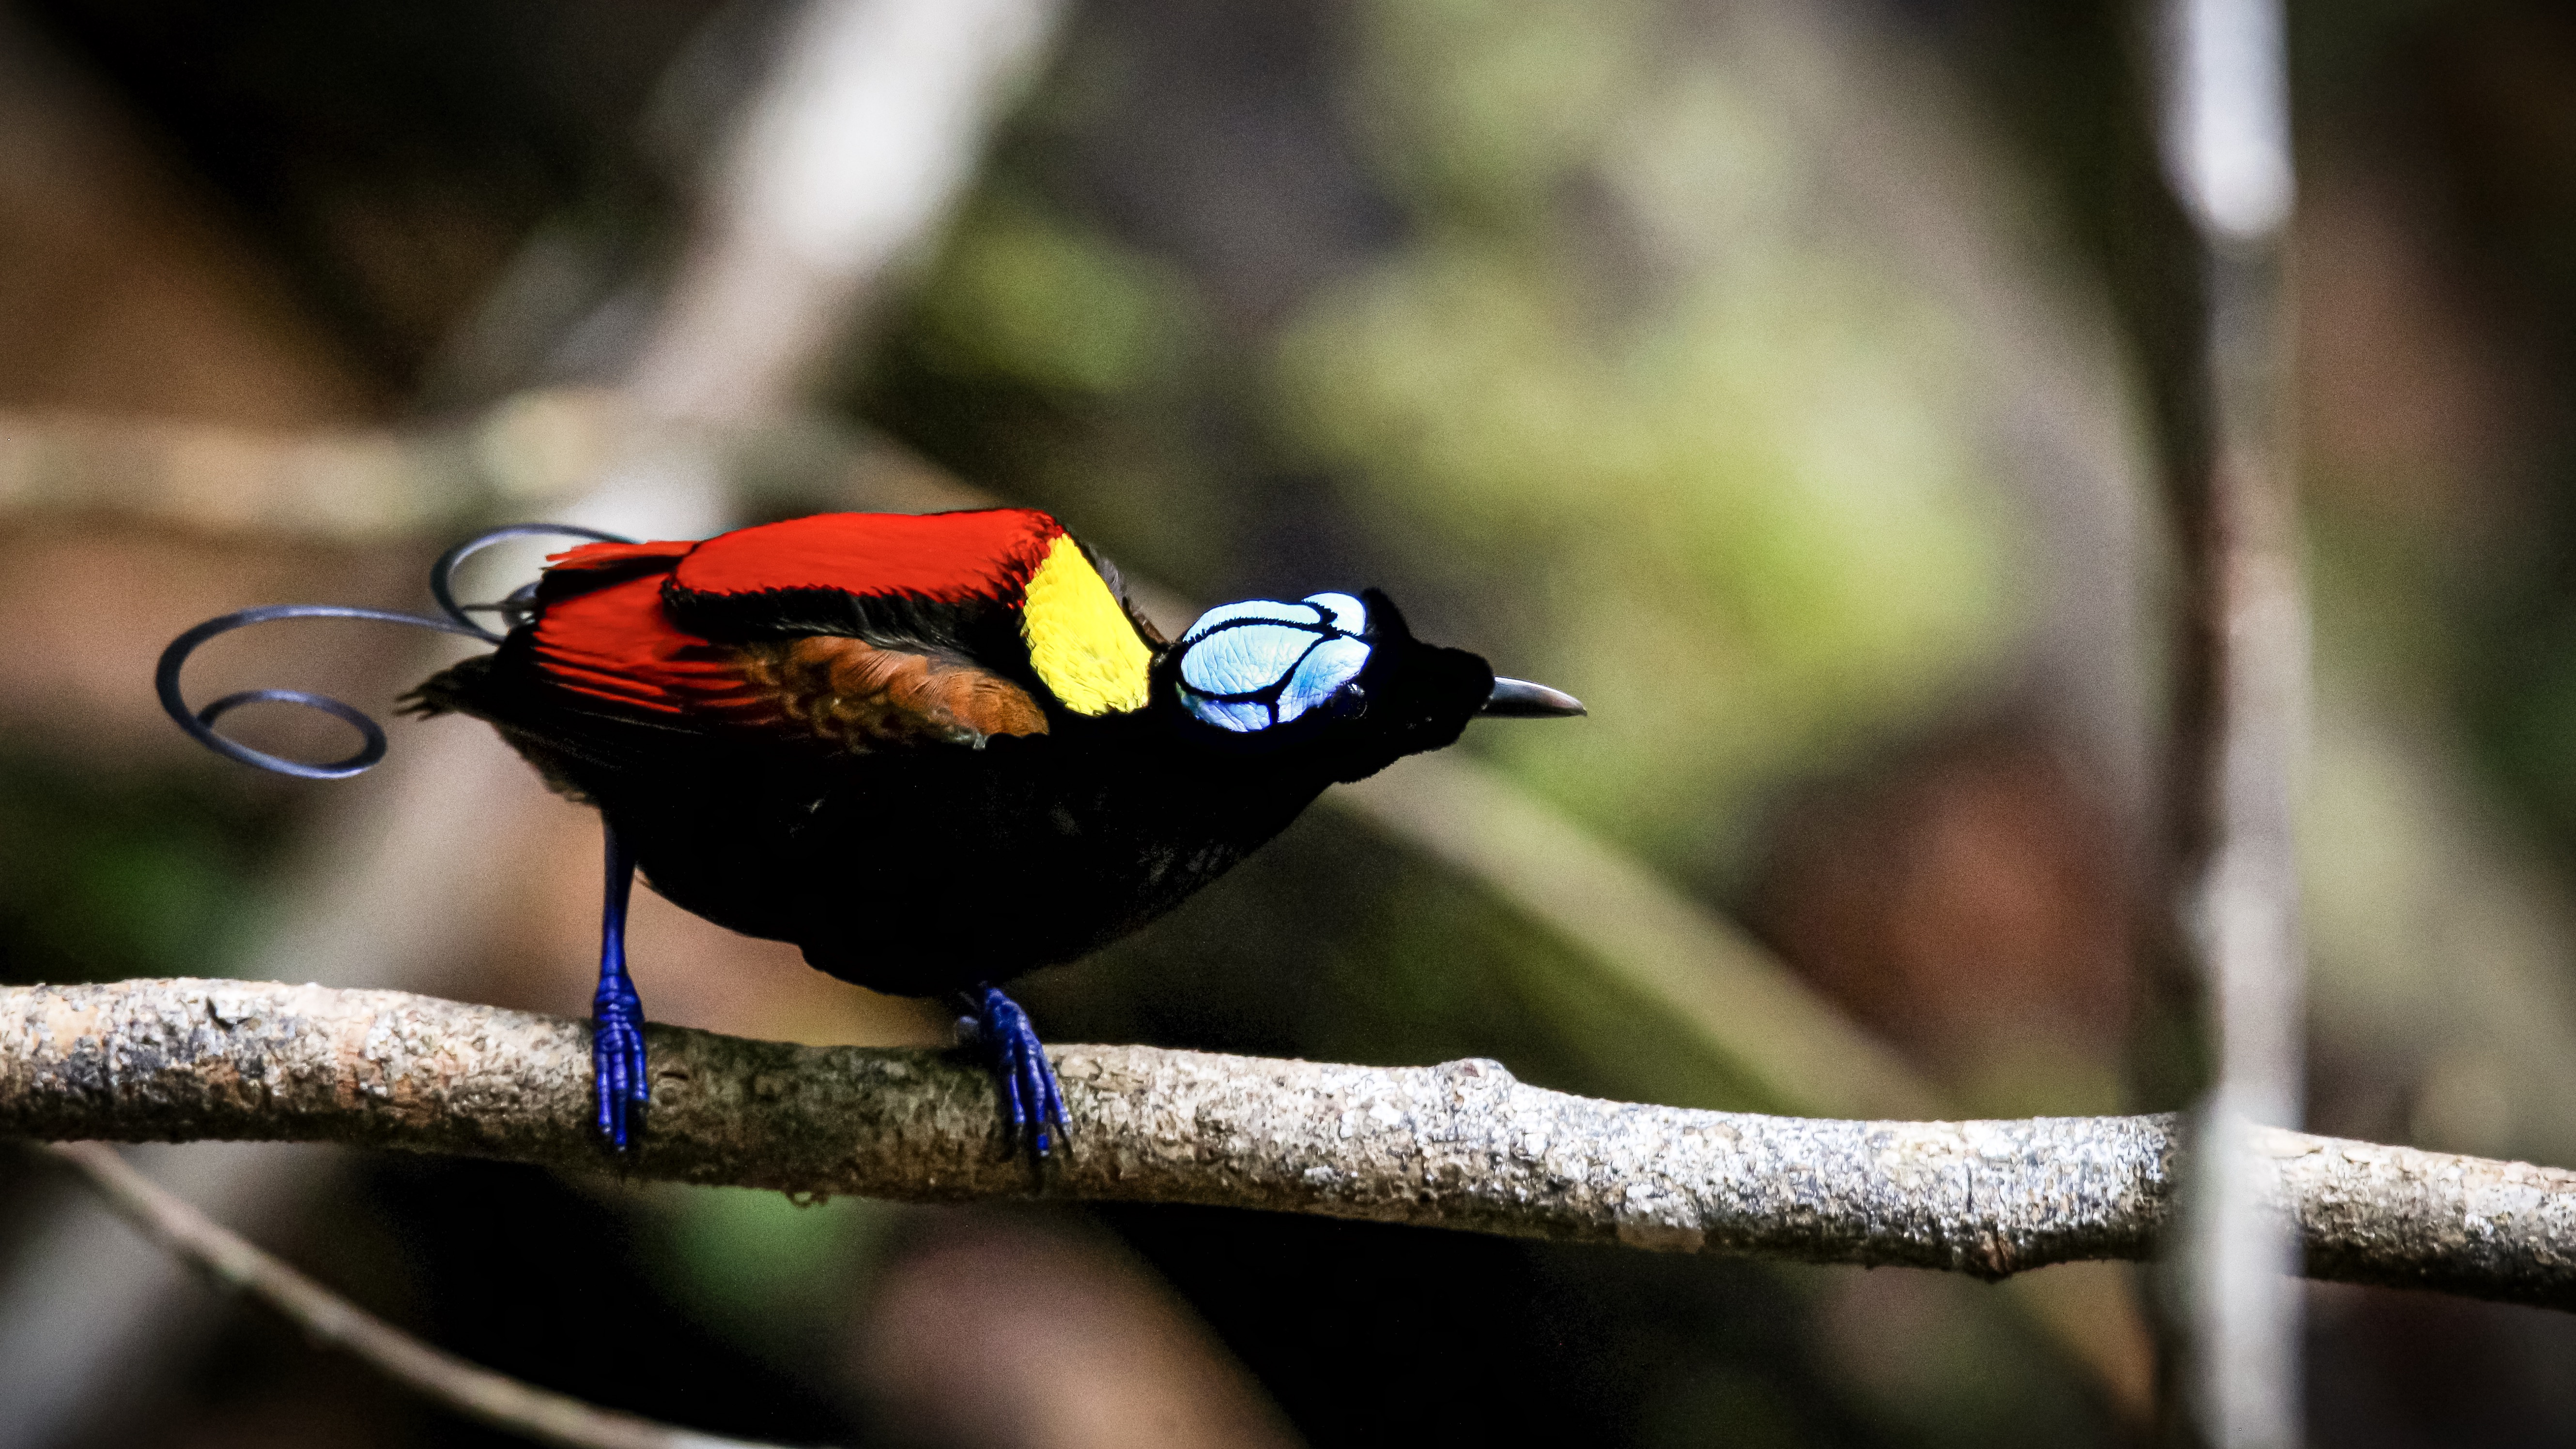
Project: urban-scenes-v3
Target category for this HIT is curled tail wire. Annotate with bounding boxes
[157,523,631,780]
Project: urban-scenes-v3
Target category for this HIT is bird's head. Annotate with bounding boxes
[1162,587,1583,782]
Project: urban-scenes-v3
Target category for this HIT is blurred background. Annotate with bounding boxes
[0,0,2574,1444]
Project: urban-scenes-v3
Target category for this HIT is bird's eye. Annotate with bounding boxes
[1176,595,1373,733]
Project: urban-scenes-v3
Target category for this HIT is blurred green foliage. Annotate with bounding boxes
[916,192,1206,398]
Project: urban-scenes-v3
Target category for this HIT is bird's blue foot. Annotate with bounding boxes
[956,986,1070,1158]
[592,978,649,1151]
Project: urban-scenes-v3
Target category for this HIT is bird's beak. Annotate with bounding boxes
[1481,677,1587,718]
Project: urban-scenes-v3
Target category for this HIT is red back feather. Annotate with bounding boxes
[674,509,1063,603]
[541,539,694,575]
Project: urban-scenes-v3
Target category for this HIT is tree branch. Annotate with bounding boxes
[6,978,2572,1309]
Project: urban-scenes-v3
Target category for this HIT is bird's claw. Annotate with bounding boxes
[963,986,1070,1159]
[592,981,650,1151]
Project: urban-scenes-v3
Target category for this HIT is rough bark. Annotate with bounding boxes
[5,978,2572,1308]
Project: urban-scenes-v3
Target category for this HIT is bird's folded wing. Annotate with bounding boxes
[524,540,1049,754]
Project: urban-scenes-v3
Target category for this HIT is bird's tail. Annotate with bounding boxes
[399,653,492,721]
[158,523,628,781]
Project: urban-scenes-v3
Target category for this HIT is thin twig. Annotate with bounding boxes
[6,978,2575,1309]
[36,1141,802,1449]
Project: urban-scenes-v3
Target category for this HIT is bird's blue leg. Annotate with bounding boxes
[592,823,649,1150]
[954,985,1071,1159]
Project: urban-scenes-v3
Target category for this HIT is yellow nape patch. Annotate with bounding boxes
[1021,535,1153,715]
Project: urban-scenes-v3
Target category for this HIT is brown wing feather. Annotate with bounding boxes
[733,635,1048,752]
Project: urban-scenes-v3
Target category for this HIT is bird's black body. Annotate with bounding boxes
[418,628,1486,999]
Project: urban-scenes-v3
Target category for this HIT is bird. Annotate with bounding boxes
[165,507,1585,1155]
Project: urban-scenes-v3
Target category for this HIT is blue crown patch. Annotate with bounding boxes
[1175,593,1372,732]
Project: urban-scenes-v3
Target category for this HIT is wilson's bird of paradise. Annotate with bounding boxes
[161,508,1585,1153]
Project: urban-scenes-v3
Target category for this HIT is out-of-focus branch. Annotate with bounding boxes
[2158,0,2304,1443]
[629,0,1060,424]
[0,411,467,540]
[9,979,2576,1310]
[587,0,1064,540]
[1336,755,1944,1121]
[37,1142,790,1449]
